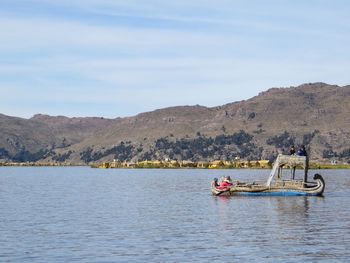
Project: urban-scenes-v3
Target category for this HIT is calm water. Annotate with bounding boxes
[0,167,350,262]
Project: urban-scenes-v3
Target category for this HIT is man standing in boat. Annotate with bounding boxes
[297,145,307,156]
[289,145,296,155]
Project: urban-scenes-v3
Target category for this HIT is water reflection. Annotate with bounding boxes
[212,196,232,231]
[273,196,310,219]
[1,168,350,262]
[211,194,326,240]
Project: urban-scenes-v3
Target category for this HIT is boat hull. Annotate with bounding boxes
[211,174,325,197]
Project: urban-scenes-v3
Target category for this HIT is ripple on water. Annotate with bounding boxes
[0,167,350,262]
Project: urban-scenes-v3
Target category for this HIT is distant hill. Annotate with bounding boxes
[1,82,350,163]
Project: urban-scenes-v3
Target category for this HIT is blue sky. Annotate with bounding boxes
[0,0,349,118]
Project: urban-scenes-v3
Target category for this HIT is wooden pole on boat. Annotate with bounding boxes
[304,155,309,183]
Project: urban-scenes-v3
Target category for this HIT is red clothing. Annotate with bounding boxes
[218,180,233,190]
[220,181,232,187]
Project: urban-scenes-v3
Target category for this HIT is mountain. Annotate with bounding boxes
[1,82,350,163]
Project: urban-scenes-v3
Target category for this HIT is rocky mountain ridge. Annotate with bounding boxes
[1,83,350,163]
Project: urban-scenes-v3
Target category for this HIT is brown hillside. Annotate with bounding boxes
[1,83,349,163]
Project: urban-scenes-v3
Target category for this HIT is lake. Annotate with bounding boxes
[0,167,349,262]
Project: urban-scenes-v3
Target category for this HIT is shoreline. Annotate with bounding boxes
[0,162,85,167]
[1,162,349,169]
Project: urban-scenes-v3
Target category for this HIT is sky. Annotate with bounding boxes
[0,0,349,118]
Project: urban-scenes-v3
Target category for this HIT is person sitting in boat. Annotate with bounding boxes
[212,178,219,188]
[219,176,233,188]
[297,145,307,156]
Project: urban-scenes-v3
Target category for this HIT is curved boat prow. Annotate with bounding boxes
[312,173,325,196]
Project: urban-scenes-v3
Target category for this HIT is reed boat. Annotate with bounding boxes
[211,154,325,196]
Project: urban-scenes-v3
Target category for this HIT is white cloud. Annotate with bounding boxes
[0,15,243,51]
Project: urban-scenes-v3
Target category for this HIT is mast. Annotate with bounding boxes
[304,155,309,183]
